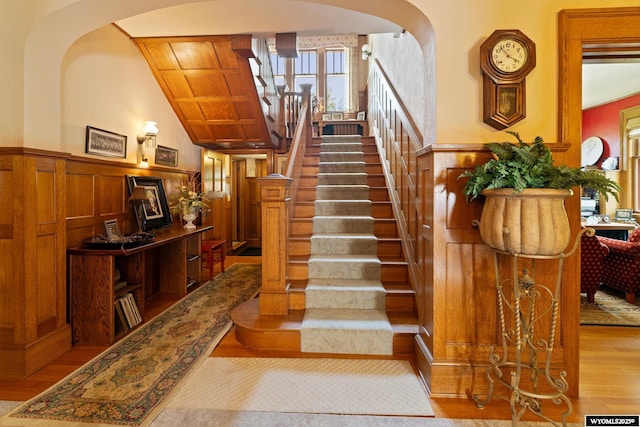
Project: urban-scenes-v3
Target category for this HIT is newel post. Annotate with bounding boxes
[257,173,292,315]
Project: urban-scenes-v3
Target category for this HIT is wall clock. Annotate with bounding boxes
[581,136,604,166]
[480,30,536,130]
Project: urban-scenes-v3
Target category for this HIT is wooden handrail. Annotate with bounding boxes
[368,59,423,294]
[284,84,313,202]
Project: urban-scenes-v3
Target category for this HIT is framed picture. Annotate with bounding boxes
[357,111,366,120]
[331,112,344,121]
[126,175,173,231]
[614,208,634,222]
[103,219,121,241]
[321,113,332,121]
[155,145,178,167]
[85,126,127,158]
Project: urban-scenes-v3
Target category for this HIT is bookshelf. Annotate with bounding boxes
[68,225,212,345]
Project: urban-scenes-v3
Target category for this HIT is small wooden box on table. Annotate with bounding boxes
[68,225,212,346]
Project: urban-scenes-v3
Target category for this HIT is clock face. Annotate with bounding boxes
[491,38,528,73]
[582,136,604,166]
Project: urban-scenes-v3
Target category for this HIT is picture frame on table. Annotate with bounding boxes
[321,113,332,121]
[126,175,173,231]
[331,112,344,121]
[155,145,178,167]
[103,219,121,241]
[357,111,366,120]
[85,126,127,158]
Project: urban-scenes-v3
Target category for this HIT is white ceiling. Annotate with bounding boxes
[116,1,639,111]
[582,63,640,109]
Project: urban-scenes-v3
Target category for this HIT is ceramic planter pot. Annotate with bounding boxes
[479,188,572,255]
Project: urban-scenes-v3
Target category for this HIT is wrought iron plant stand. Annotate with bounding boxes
[472,227,592,426]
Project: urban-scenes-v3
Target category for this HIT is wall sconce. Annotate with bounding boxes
[361,44,371,60]
[136,121,158,148]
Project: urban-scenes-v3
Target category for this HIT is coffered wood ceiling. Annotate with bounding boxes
[133,34,280,151]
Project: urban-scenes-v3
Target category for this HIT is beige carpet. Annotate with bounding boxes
[580,286,640,326]
[163,357,433,417]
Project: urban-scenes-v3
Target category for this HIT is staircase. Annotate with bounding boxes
[299,135,394,355]
[232,134,417,355]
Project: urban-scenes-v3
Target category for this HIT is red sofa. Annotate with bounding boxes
[581,230,609,303]
[596,227,640,304]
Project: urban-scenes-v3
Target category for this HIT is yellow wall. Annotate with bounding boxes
[1,0,640,153]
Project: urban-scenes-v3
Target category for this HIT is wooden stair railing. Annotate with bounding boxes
[247,37,283,149]
[367,59,423,299]
[257,84,312,315]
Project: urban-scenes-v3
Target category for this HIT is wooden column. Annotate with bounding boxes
[257,173,292,314]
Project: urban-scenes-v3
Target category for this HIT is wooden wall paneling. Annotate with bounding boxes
[65,157,190,246]
[0,150,71,378]
[414,145,575,398]
[0,158,15,342]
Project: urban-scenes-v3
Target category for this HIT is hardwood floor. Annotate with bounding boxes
[1,254,638,423]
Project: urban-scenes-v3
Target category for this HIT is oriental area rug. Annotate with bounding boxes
[580,285,640,326]
[2,263,261,427]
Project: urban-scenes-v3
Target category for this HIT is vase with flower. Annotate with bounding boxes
[170,173,210,229]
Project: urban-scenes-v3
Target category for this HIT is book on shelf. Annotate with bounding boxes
[114,300,130,333]
[127,293,143,324]
[116,293,142,328]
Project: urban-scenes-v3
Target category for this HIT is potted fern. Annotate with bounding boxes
[459,131,620,255]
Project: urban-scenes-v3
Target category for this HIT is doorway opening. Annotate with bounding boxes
[231,154,267,255]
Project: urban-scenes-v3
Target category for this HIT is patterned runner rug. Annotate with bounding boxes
[2,263,261,427]
[580,285,640,326]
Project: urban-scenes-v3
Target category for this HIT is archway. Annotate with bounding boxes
[23,0,435,150]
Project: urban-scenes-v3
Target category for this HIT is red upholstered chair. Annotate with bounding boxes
[596,227,640,304]
[580,229,609,303]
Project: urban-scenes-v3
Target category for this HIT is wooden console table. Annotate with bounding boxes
[68,225,212,346]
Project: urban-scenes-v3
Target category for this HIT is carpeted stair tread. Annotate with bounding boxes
[319,161,365,173]
[311,234,378,255]
[318,172,368,185]
[314,200,371,216]
[308,255,382,280]
[319,152,364,162]
[316,185,369,200]
[301,308,394,355]
[305,280,386,310]
[320,142,363,152]
[312,216,374,233]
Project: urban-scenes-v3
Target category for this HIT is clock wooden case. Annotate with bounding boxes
[480,29,536,130]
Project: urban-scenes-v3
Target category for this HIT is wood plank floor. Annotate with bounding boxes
[1,255,638,423]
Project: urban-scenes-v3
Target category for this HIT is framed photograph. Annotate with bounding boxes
[357,111,366,120]
[321,113,332,121]
[103,219,121,241]
[126,175,173,231]
[614,208,634,222]
[331,112,344,121]
[85,126,127,158]
[155,145,178,167]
